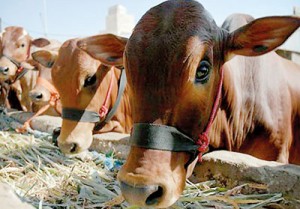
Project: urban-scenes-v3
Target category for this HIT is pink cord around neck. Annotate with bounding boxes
[196,65,224,161]
[99,70,114,118]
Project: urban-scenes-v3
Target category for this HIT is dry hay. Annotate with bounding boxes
[0,129,296,209]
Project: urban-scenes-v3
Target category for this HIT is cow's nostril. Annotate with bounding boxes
[146,186,163,205]
[36,93,43,99]
[0,67,9,75]
[120,182,164,206]
[70,143,77,153]
[52,127,61,146]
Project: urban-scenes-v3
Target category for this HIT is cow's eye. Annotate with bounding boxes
[21,43,25,48]
[84,74,97,87]
[195,60,211,83]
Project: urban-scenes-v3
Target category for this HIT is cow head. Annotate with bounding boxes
[0,26,51,81]
[38,34,127,155]
[0,26,31,80]
[117,0,300,207]
[29,49,59,107]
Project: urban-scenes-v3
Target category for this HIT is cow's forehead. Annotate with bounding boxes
[57,39,81,65]
[2,27,29,43]
[128,0,217,58]
[137,1,215,35]
[60,39,77,54]
[126,0,218,76]
[54,38,100,84]
[17,30,28,41]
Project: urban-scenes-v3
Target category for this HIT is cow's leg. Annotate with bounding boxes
[276,126,292,164]
[276,145,290,164]
[0,87,11,108]
[21,94,32,112]
[273,110,293,164]
[289,115,300,164]
[20,97,29,112]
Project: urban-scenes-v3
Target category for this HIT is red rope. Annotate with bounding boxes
[16,66,24,74]
[16,77,60,133]
[36,77,59,98]
[16,103,51,133]
[196,66,224,161]
[36,77,60,108]
[99,70,114,118]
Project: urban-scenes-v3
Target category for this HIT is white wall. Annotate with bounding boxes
[277,6,300,64]
[103,5,135,37]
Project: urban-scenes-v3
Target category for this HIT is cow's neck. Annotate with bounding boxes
[110,67,121,105]
[97,67,132,133]
[19,69,38,92]
[210,53,283,151]
[112,67,132,133]
[118,85,132,133]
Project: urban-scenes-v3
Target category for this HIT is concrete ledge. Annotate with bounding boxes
[8,111,62,134]
[6,110,130,157]
[91,133,130,159]
[30,115,62,133]
[191,150,300,200]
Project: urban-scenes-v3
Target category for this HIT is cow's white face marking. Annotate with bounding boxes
[17,30,28,41]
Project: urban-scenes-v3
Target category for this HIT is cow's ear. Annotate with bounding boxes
[78,34,128,66]
[32,38,51,48]
[226,16,300,59]
[25,59,40,71]
[32,50,57,68]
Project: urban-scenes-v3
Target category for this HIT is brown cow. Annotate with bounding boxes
[0,26,51,111]
[207,13,300,164]
[29,42,62,116]
[117,0,300,208]
[35,34,132,155]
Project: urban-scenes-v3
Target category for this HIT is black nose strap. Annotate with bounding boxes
[130,123,199,154]
[62,108,100,123]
